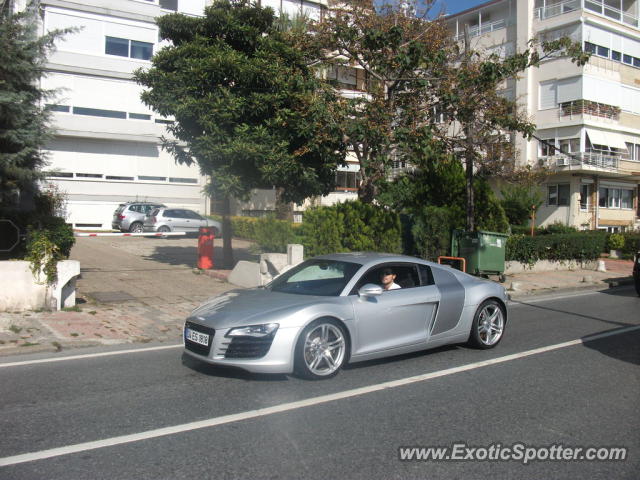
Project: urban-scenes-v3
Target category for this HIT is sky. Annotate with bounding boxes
[437,0,490,15]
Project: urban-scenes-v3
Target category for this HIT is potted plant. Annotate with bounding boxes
[607,233,625,259]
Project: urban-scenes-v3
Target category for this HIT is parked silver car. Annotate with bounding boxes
[112,202,166,233]
[183,253,509,379]
[144,207,222,235]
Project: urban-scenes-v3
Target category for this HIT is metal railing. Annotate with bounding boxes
[534,0,639,28]
[455,19,508,41]
[544,152,620,170]
[559,100,621,121]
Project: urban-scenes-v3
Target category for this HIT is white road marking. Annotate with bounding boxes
[1,324,638,468]
[0,344,182,368]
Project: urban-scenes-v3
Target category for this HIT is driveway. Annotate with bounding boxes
[70,236,256,306]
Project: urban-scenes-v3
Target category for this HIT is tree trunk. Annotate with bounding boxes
[465,153,475,231]
[221,195,234,269]
[357,176,377,204]
[274,187,293,221]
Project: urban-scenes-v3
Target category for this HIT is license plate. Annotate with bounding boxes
[185,328,209,346]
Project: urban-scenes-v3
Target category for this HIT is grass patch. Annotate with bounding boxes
[70,332,79,337]
[62,305,82,312]
[88,311,97,315]
[9,325,22,334]
[52,341,62,351]
[20,342,40,347]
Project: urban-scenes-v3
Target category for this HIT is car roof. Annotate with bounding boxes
[314,252,435,268]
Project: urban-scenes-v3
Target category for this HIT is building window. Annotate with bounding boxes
[105,175,134,181]
[129,113,152,120]
[624,142,640,161]
[548,184,569,206]
[160,0,178,10]
[73,106,127,119]
[138,175,167,181]
[539,138,556,156]
[583,41,640,68]
[105,36,153,61]
[580,184,592,211]
[46,104,70,112]
[169,177,198,183]
[599,187,634,209]
[559,138,580,154]
[335,171,360,190]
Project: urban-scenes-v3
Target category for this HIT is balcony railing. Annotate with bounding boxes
[544,152,620,170]
[535,0,639,28]
[559,100,621,120]
[454,19,508,41]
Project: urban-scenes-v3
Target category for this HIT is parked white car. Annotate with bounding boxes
[144,208,222,236]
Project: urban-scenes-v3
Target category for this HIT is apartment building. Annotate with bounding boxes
[27,0,218,229]
[23,0,338,227]
[447,0,640,231]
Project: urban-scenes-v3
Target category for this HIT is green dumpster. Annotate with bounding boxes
[451,230,508,281]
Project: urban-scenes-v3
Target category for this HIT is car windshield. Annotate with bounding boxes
[267,259,361,296]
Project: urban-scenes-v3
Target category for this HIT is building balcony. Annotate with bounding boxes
[559,100,621,121]
[453,18,508,41]
[542,152,623,173]
[534,0,639,28]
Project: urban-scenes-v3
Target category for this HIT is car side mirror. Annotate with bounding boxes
[358,283,383,297]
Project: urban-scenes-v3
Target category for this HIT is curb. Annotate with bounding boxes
[508,277,635,301]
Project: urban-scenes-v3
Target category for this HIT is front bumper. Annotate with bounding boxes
[183,323,299,374]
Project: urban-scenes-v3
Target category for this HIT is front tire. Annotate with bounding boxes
[294,319,348,380]
[468,299,506,349]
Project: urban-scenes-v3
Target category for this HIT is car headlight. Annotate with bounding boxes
[226,323,279,338]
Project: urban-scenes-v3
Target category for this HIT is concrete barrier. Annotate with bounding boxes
[0,260,80,312]
[504,260,598,274]
[228,244,305,288]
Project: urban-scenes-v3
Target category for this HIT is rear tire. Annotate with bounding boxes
[158,226,170,233]
[635,278,640,297]
[467,299,506,349]
[129,222,143,233]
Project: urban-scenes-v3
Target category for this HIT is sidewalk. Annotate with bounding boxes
[0,253,635,357]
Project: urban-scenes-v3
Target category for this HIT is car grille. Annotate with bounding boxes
[184,321,215,356]
[221,336,275,359]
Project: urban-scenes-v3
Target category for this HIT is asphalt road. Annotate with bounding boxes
[1,288,638,480]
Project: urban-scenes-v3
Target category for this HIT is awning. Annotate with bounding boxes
[586,129,629,150]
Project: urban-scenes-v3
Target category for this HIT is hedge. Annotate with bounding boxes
[506,232,608,265]
[301,201,401,257]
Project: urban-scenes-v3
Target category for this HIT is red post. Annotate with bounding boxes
[197,226,214,269]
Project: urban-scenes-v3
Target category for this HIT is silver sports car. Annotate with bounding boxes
[183,253,509,379]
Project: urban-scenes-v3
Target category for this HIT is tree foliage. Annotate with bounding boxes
[135,0,346,204]
[308,0,589,228]
[0,2,68,209]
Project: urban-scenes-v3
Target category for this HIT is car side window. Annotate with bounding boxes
[418,265,435,286]
[128,205,139,213]
[163,209,177,217]
[351,263,421,294]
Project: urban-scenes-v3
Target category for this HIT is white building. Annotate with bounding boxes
[447,0,640,231]
[33,0,330,229]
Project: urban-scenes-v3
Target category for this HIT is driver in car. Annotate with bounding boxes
[380,268,401,291]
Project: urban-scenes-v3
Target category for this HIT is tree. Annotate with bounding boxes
[309,0,588,228]
[135,0,346,267]
[0,1,68,210]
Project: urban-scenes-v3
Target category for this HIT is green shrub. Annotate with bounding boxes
[25,216,75,284]
[506,232,607,265]
[252,216,298,253]
[541,221,578,235]
[300,206,345,257]
[411,206,459,261]
[607,233,625,250]
[206,215,259,240]
[621,233,640,257]
[300,201,401,257]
